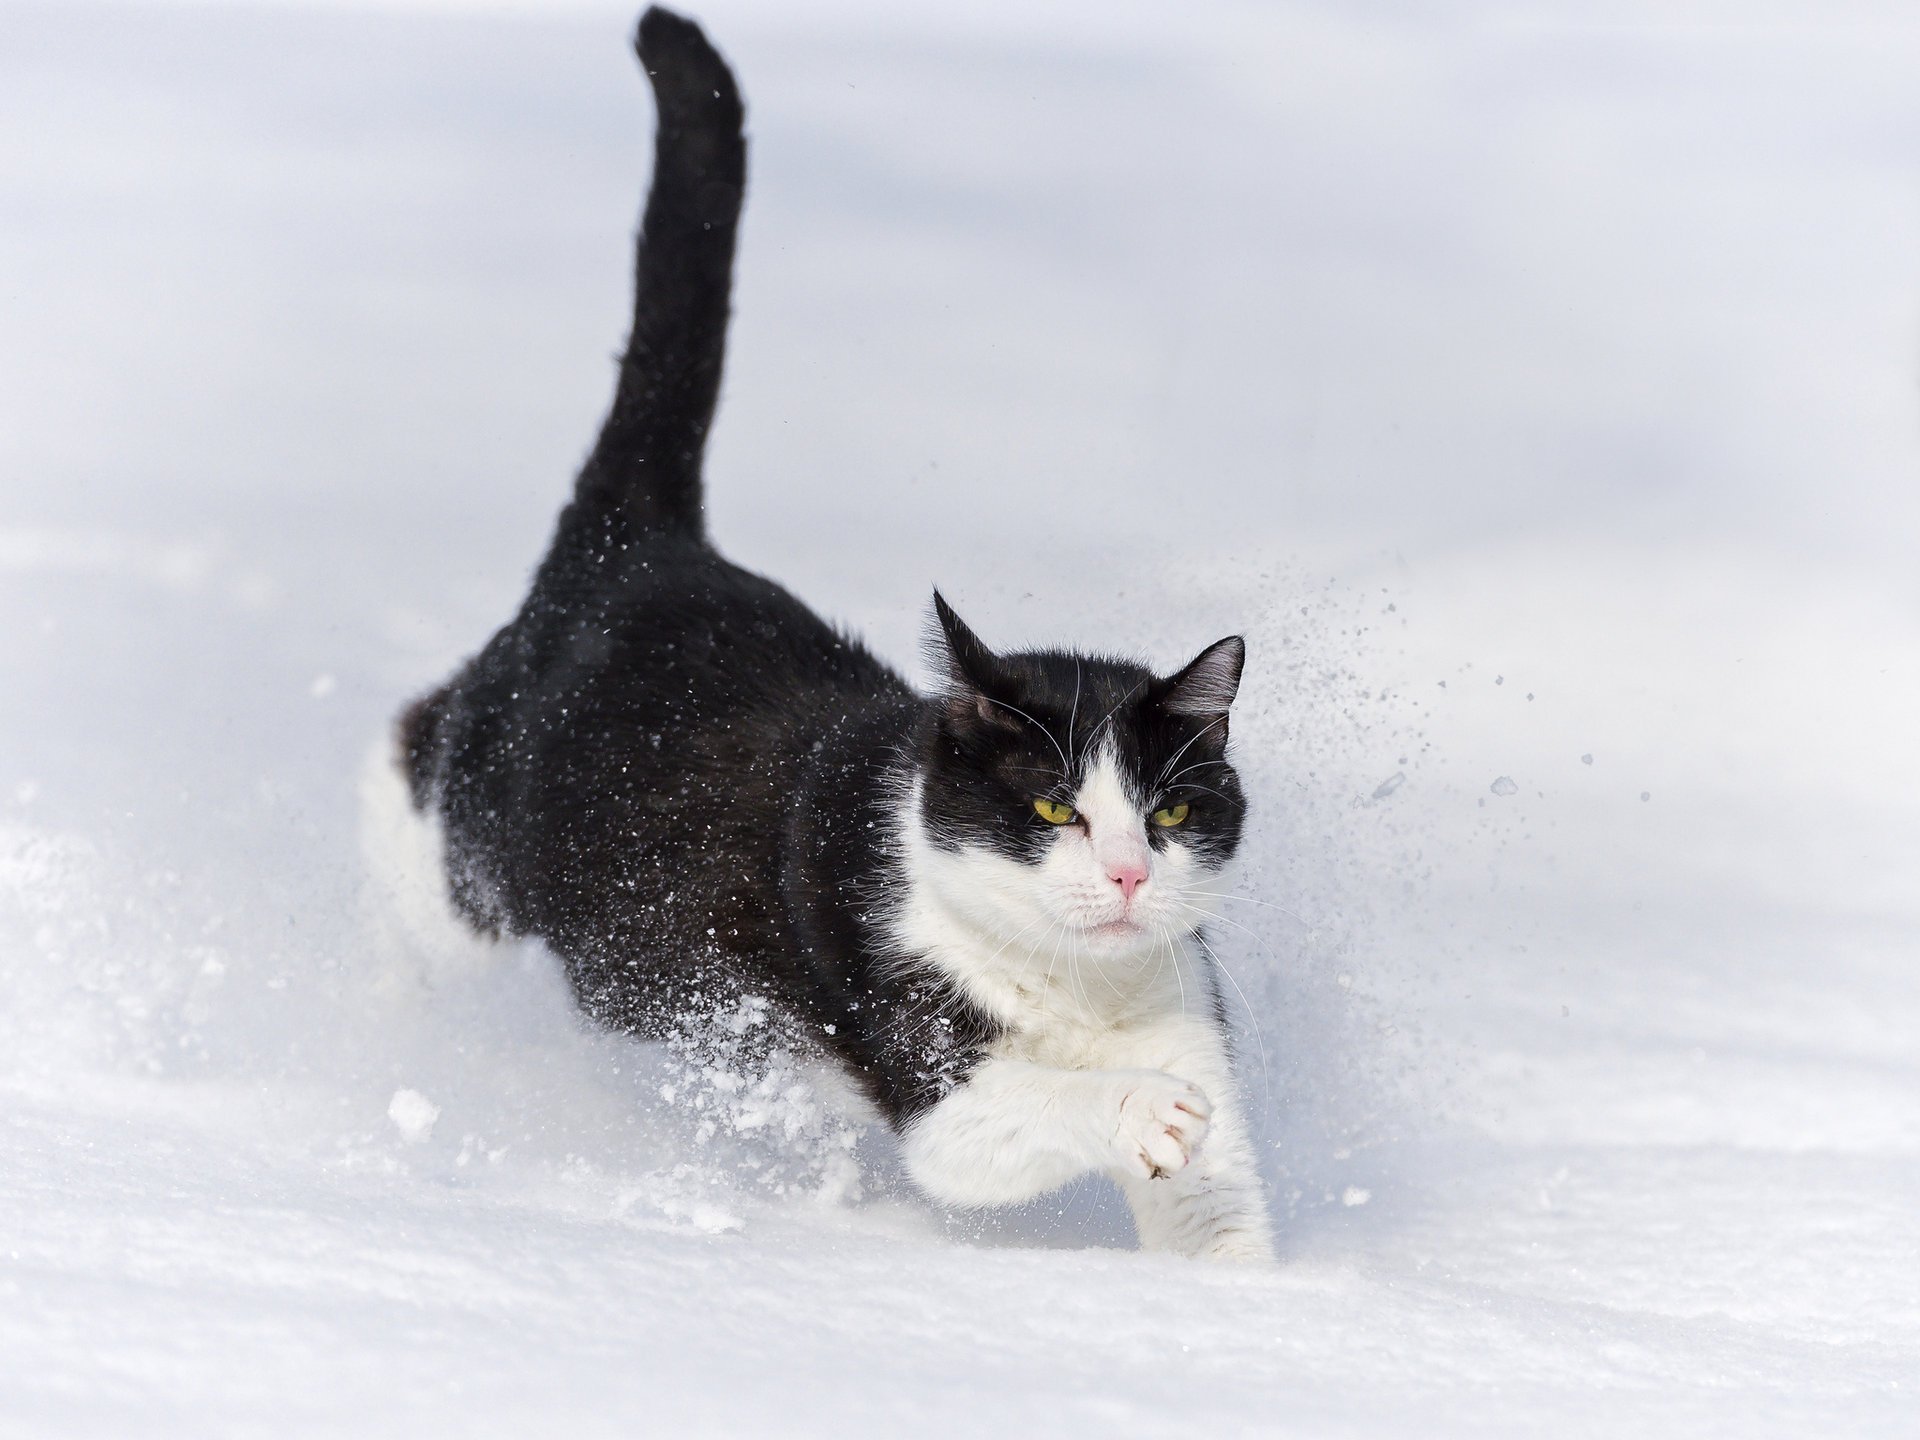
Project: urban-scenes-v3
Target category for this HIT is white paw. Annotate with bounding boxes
[1107,1071,1212,1180]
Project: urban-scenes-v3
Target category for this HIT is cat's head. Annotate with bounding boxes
[912,592,1246,962]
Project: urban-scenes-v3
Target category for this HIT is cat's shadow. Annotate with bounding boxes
[850,1130,1137,1253]
[854,1133,1409,1261]
[935,1184,1139,1252]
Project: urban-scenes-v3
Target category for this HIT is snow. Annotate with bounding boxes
[387,1088,441,1143]
[3,0,1917,1434]
[1370,772,1406,801]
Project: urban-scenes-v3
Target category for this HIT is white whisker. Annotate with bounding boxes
[1163,757,1233,787]
[1190,926,1272,1113]
[1162,781,1238,808]
[1067,658,1082,765]
[1178,889,1312,928]
[1077,677,1148,770]
[980,696,1070,777]
[1153,713,1228,789]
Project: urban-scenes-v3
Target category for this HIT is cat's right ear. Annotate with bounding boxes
[928,591,1016,730]
[1155,635,1246,721]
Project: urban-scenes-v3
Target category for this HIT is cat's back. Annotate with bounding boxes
[389,532,909,982]
[516,534,908,726]
[411,536,910,931]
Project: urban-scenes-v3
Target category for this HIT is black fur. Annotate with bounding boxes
[398,8,1247,1129]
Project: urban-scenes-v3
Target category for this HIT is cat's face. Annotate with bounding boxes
[913,593,1246,964]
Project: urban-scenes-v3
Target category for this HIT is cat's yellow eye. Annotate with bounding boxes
[1150,802,1191,828]
[1032,798,1077,825]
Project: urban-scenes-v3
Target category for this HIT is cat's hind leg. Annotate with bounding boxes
[1100,1019,1277,1262]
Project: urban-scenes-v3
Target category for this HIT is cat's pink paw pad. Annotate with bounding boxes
[1110,1073,1212,1180]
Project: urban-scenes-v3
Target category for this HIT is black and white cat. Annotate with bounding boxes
[376,7,1273,1262]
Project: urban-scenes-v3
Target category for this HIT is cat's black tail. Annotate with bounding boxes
[574,7,745,544]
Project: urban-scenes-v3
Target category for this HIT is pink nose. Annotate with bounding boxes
[1106,860,1148,902]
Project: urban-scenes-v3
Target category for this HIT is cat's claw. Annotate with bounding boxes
[1109,1072,1212,1180]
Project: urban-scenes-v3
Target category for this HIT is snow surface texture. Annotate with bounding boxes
[3,0,1917,1434]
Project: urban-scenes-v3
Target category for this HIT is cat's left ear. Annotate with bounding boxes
[927,591,1020,732]
[1155,636,1245,724]
[929,590,1004,694]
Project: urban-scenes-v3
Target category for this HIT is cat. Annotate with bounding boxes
[379,6,1274,1262]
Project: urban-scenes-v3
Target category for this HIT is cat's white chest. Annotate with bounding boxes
[936,925,1195,1069]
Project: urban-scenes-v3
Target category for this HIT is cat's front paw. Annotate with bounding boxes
[1107,1071,1212,1180]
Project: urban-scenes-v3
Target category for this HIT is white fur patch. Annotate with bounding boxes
[356,738,496,992]
[885,743,1273,1260]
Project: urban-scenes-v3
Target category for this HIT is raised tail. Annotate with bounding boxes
[574,7,746,544]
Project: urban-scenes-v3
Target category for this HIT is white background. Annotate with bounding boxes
[2,1,1915,1434]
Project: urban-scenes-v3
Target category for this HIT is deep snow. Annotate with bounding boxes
[2,0,1916,1434]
